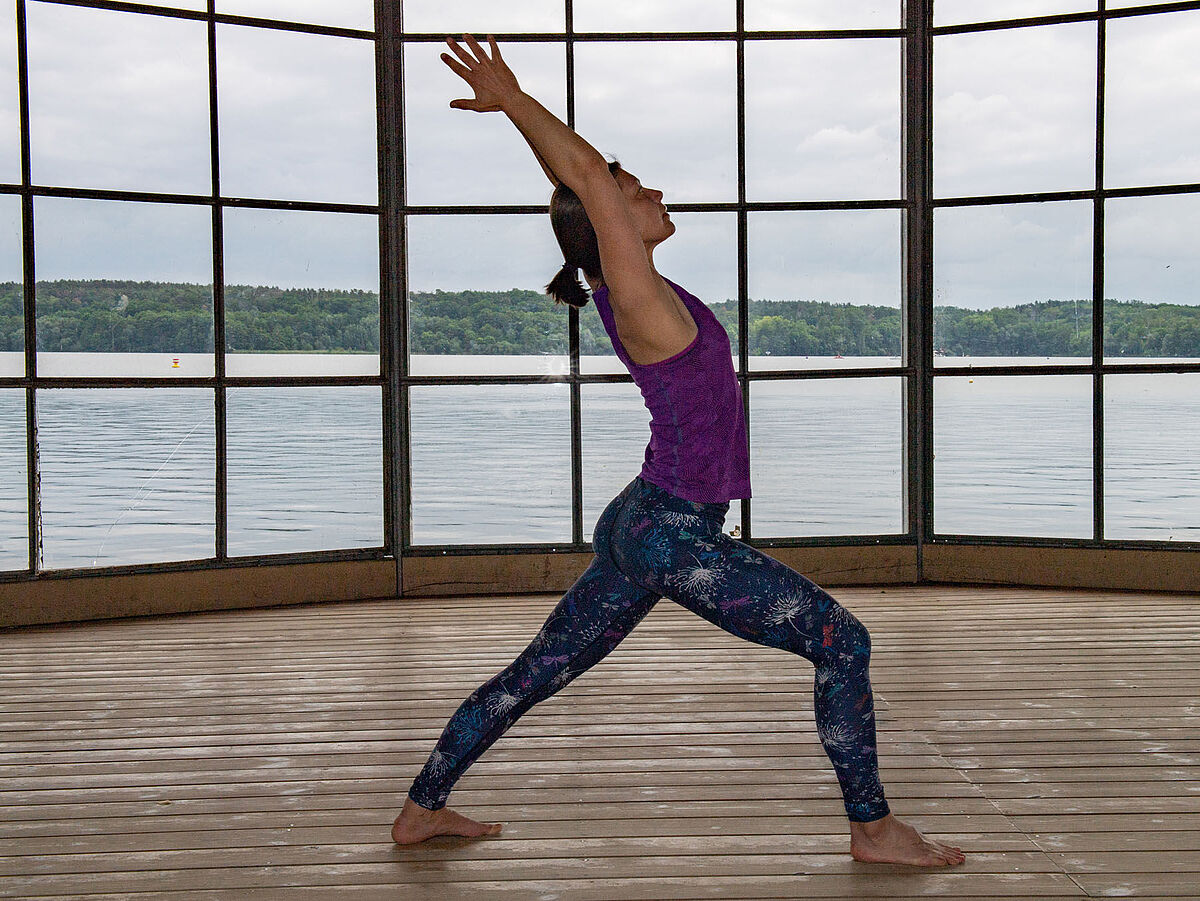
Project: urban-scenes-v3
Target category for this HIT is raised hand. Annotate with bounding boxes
[441,34,522,113]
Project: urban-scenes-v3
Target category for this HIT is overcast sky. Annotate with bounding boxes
[0,1,1195,309]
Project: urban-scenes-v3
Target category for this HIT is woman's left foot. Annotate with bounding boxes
[849,813,966,866]
[392,796,503,845]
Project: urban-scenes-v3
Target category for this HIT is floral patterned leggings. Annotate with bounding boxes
[406,475,890,822]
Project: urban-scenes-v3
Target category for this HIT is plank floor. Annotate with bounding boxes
[2,584,1198,900]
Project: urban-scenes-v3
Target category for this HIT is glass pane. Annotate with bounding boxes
[1104,193,1200,363]
[746,39,900,202]
[0,0,20,184]
[39,388,215,569]
[404,41,565,205]
[34,198,214,379]
[747,210,902,369]
[1107,0,1186,7]
[227,386,382,556]
[218,0,374,31]
[581,382,654,542]
[1105,9,1200,190]
[934,22,1096,198]
[934,200,1092,366]
[575,0,732,31]
[0,194,21,378]
[933,375,1093,537]
[575,41,736,203]
[26,4,210,194]
[746,0,900,29]
[750,378,904,538]
[582,211,738,376]
[934,0,1094,26]
[409,385,571,545]
[217,25,376,204]
[406,214,563,377]
[223,208,378,376]
[402,1,563,34]
[1105,373,1200,542]
[125,0,207,8]
[0,388,25,570]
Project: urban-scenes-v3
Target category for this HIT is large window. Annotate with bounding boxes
[2,0,1197,580]
[1,1,382,572]
[931,1,1200,542]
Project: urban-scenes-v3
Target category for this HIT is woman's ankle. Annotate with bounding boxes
[404,795,438,816]
[851,812,893,838]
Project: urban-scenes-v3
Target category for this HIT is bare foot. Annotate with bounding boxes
[849,813,966,866]
[391,795,503,845]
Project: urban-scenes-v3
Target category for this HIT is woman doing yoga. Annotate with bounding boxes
[392,34,965,868]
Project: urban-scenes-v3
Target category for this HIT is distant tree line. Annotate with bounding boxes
[1,280,1197,357]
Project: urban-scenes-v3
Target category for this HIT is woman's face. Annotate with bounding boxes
[615,168,675,247]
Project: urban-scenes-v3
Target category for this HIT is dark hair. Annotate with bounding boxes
[545,159,622,309]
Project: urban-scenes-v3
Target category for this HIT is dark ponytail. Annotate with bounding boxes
[546,261,589,309]
[545,159,622,309]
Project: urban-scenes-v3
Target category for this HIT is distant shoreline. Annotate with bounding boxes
[4,281,1199,357]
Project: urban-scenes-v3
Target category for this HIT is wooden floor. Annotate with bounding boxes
[1,584,1198,900]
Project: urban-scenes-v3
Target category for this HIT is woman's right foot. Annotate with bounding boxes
[391,795,503,845]
[849,813,966,866]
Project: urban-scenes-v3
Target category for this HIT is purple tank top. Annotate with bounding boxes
[592,276,752,503]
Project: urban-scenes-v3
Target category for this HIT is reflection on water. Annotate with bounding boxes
[1,352,1197,571]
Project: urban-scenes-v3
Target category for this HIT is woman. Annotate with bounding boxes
[393,34,966,868]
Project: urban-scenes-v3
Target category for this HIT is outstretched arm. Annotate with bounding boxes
[526,142,561,188]
[440,34,605,191]
[442,34,664,323]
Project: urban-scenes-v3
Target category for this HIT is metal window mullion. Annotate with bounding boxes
[736,0,749,542]
[566,0,583,548]
[15,0,40,574]
[1093,5,1106,543]
[376,0,406,577]
[208,1,227,561]
[905,0,934,566]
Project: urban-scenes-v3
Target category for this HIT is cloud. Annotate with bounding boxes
[934,200,1092,309]
[1105,10,1200,189]
[934,0,1086,28]
[218,0,373,30]
[25,3,211,194]
[748,209,902,307]
[934,20,1097,197]
[402,0,562,35]
[216,23,376,203]
[1106,193,1200,304]
[0,4,20,182]
[745,38,900,201]
[575,40,738,203]
[406,213,561,293]
[34,196,212,283]
[747,0,899,30]
[223,207,378,290]
[405,40,566,205]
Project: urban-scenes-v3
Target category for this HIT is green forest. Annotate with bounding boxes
[2,280,1198,357]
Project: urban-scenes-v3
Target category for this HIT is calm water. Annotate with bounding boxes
[2,352,1197,571]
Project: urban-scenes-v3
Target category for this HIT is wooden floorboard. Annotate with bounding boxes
[2,584,1198,899]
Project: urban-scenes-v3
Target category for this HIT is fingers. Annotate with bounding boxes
[444,37,476,68]
[462,32,488,61]
[487,34,502,61]
[440,52,471,80]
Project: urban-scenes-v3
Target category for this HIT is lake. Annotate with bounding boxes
[2,352,1197,571]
